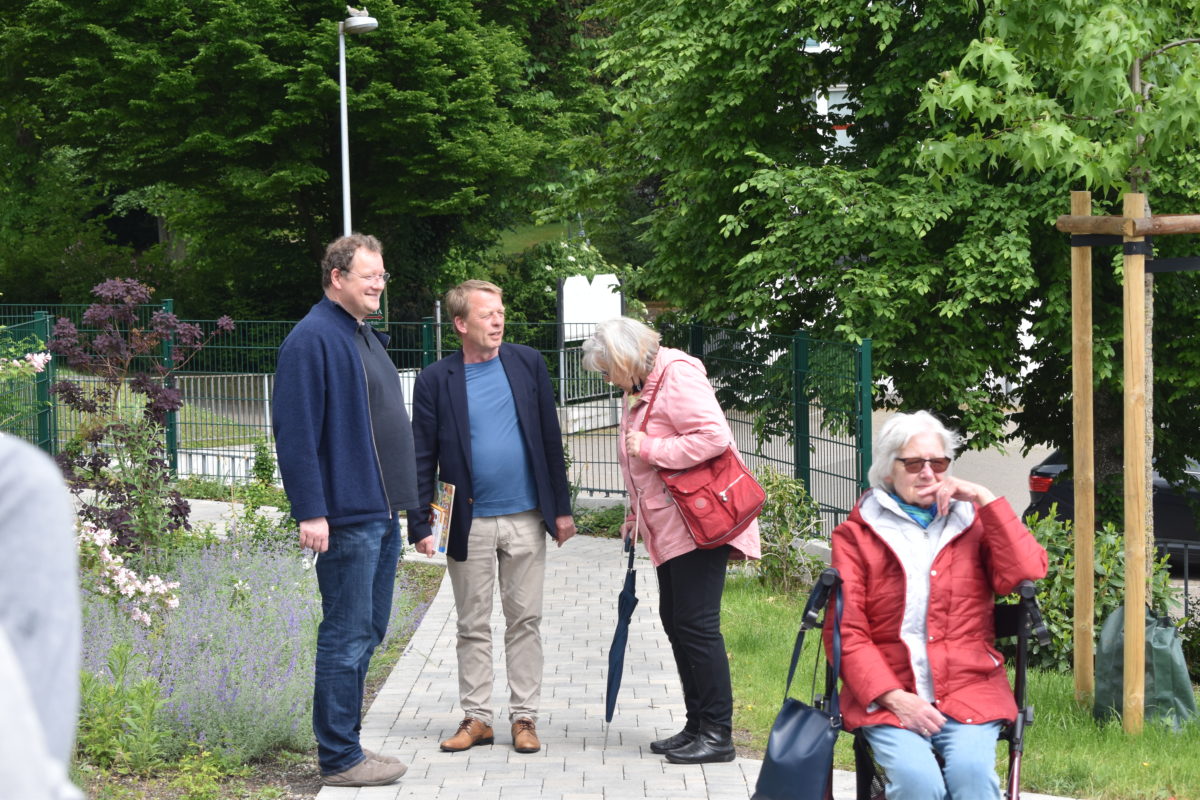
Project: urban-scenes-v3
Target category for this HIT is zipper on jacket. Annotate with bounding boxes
[359,351,393,518]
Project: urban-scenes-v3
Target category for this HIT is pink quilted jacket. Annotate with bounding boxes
[619,347,761,567]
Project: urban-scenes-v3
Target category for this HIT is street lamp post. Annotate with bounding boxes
[338,6,378,237]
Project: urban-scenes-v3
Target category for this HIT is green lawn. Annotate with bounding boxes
[498,221,568,254]
[723,574,1200,800]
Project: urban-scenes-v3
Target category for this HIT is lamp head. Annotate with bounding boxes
[343,6,378,34]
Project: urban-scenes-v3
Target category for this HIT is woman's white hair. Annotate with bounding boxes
[866,410,962,489]
[581,317,660,382]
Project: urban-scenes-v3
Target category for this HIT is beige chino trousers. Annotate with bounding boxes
[446,509,546,726]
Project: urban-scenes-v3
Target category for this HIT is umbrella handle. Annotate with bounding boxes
[624,490,642,556]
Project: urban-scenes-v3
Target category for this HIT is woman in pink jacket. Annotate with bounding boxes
[583,317,760,764]
[830,411,1047,800]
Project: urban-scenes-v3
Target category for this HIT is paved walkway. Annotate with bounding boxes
[298,531,1074,800]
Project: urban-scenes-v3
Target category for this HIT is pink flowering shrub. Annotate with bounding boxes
[0,326,52,426]
[76,523,180,627]
[1,350,52,376]
[23,351,53,371]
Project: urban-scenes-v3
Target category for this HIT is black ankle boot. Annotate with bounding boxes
[649,727,698,754]
[663,722,735,764]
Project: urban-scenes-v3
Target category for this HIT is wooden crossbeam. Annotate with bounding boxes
[1057,213,1200,237]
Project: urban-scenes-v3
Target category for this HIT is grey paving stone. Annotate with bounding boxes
[308,532,1077,800]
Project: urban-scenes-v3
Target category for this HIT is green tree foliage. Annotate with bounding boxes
[917,0,1200,483]
[1,0,594,319]
[571,0,1200,480]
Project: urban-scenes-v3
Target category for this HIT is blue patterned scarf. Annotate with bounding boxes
[890,493,935,528]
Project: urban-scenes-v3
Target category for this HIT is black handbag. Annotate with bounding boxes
[753,569,843,800]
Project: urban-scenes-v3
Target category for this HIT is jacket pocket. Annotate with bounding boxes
[642,487,675,510]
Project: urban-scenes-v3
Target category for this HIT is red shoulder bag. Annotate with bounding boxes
[637,362,765,548]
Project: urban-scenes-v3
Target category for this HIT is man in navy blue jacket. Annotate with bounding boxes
[274,234,428,788]
[410,279,575,756]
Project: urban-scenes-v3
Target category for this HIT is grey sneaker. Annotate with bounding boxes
[322,757,408,787]
[363,747,403,765]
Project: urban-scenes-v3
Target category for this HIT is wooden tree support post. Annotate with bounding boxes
[1057,193,1200,734]
[1069,190,1096,705]
[1121,192,1148,734]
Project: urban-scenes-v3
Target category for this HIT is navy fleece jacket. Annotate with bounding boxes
[273,297,395,528]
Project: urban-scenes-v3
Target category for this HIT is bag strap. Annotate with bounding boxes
[637,359,734,449]
[783,569,842,717]
[638,358,715,431]
[638,360,677,433]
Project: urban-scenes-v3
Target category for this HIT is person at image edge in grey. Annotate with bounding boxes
[409,279,576,756]
[273,234,428,788]
[0,433,84,799]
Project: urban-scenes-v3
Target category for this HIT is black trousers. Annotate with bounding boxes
[656,544,733,729]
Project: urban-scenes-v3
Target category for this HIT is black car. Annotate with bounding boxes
[1022,449,1200,570]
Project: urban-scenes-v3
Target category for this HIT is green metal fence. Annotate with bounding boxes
[0,312,55,452]
[1,304,871,533]
[658,323,872,532]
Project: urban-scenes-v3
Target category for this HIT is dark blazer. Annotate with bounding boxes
[409,343,572,561]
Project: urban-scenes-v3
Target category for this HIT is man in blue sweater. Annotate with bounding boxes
[273,234,432,788]
[411,280,575,756]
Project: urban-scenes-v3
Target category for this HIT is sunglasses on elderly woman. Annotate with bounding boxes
[895,456,952,473]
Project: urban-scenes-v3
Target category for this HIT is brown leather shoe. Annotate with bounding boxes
[322,757,408,787]
[440,717,495,752]
[511,718,541,753]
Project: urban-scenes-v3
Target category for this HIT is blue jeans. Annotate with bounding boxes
[862,717,1002,800]
[312,516,401,775]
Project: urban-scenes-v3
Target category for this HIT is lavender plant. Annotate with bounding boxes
[79,535,430,764]
[76,523,181,627]
[49,278,233,554]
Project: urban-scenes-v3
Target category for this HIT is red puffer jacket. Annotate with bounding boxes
[827,494,1048,731]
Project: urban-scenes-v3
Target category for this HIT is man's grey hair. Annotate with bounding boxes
[322,233,382,288]
[581,317,660,383]
[866,410,961,489]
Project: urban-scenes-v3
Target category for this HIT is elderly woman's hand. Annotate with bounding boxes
[625,430,646,460]
[877,689,947,737]
[920,476,997,517]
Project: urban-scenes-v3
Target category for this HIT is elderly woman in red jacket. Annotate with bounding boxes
[830,411,1047,800]
[583,317,760,765]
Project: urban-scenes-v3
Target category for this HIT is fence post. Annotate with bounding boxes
[34,311,55,454]
[421,317,436,368]
[792,331,811,488]
[688,322,705,359]
[161,299,178,475]
[857,338,873,491]
[263,373,273,441]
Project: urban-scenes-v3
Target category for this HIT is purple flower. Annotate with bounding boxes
[92,278,153,307]
[80,538,433,763]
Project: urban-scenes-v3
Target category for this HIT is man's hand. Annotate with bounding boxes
[554,515,576,547]
[414,535,437,558]
[299,516,330,553]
